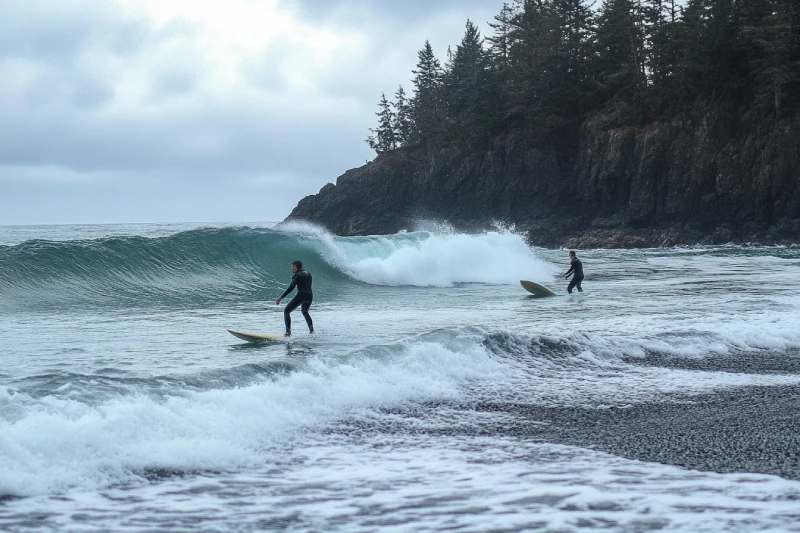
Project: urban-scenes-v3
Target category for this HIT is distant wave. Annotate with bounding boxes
[477,328,800,410]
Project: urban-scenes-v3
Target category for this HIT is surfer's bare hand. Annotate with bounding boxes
[275,298,281,305]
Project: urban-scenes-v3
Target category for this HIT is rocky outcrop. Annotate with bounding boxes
[286,114,800,247]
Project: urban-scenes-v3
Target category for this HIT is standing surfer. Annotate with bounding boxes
[275,260,314,337]
[564,251,584,294]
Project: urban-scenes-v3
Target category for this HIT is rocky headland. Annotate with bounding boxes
[286,114,800,248]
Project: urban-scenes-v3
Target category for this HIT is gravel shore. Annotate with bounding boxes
[478,353,800,480]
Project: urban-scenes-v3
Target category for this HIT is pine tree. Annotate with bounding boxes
[788,0,800,112]
[552,0,597,119]
[740,0,799,118]
[506,0,560,120]
[365,0,800,154]
[484,2,525,134]
[675,0,741,103]
[392,85,412,146]
[410,41,444,143]
[443,19,488,126]
[554,0,595,76]
[593,0,648,112]
[366,93,397,154]
[640,0,664,82]
[641,0,684,115]
[487,2,517,67]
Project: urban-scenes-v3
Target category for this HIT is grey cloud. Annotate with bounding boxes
[288,0,501,24]
[145,49,207,101]
[0,1,151,63]
[69,77,116,109]
[0,1,492,178]
[0,0,493,180]
[0,0,503,225]
[239,1,500,105]
[0,1,151,112]
[0,166,344,225]
[239,45,294,95]
[148,67,198,99]
[0,91,373,180]
[20,66,115,109]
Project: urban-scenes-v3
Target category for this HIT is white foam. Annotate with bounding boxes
[480,328,800,408]
[0,339,505,496]
[318,229,557,286]
[273,219,332,237]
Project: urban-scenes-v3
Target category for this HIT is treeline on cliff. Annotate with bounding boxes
[367,0,800,155]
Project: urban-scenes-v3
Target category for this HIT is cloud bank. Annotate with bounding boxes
[1,0,501,225]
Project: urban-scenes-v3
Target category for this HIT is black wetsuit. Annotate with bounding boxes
[280,269,313,335]
[565,257,584,294]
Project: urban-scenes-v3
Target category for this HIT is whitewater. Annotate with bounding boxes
[1,222,800,532]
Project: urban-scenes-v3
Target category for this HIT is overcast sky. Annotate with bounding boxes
[0,0,502,226]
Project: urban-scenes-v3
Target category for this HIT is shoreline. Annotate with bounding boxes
[488,383,800,480]
[473,351,800,480]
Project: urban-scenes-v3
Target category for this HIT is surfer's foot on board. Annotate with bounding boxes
[309,328,314,334]
[284,332,291,337]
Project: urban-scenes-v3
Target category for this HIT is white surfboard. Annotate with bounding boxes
[228,330,287,342]
[520,280,557,297]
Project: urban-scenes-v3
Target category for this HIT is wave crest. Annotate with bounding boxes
[319,229,557,287]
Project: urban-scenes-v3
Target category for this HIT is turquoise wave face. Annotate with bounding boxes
[0,224,557,311]
[0,227,349,311]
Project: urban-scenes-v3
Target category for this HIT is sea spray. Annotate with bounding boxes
[313,229,558,286]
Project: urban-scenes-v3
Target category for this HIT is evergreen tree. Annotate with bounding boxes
[675,0,741,103]
[366,0,800,154]
[788,0,800,112]
[487,2,517,67]
[443,19,489,129]
[644,0,675,82]
[552,0,597,118]
[739,0,800,118]
[554,0,595,76]
[593,0,648,111]
[505,0,561,123]
[410,40,444,143]
[641,0,665,81]
[485,2,520,132]
[392,85,412,146]
[366,93,397,154]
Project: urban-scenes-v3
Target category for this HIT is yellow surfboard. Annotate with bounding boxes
[520,280,557,297]
[228,330,287,342]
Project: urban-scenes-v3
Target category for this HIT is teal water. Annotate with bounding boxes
[1,222,800,532]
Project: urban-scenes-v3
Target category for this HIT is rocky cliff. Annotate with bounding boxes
[286,115,800,247]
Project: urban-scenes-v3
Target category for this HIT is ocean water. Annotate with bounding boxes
[1,221,800,532]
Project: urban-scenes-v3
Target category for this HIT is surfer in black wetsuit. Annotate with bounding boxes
[564,251,584,294]
[275,260,314,337]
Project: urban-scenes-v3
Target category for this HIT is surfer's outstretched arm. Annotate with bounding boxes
[276,274,299,304]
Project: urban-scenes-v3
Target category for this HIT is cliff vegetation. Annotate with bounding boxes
[288,0,800,247]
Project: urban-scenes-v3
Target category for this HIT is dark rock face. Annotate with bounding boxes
[286,116,800,247]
